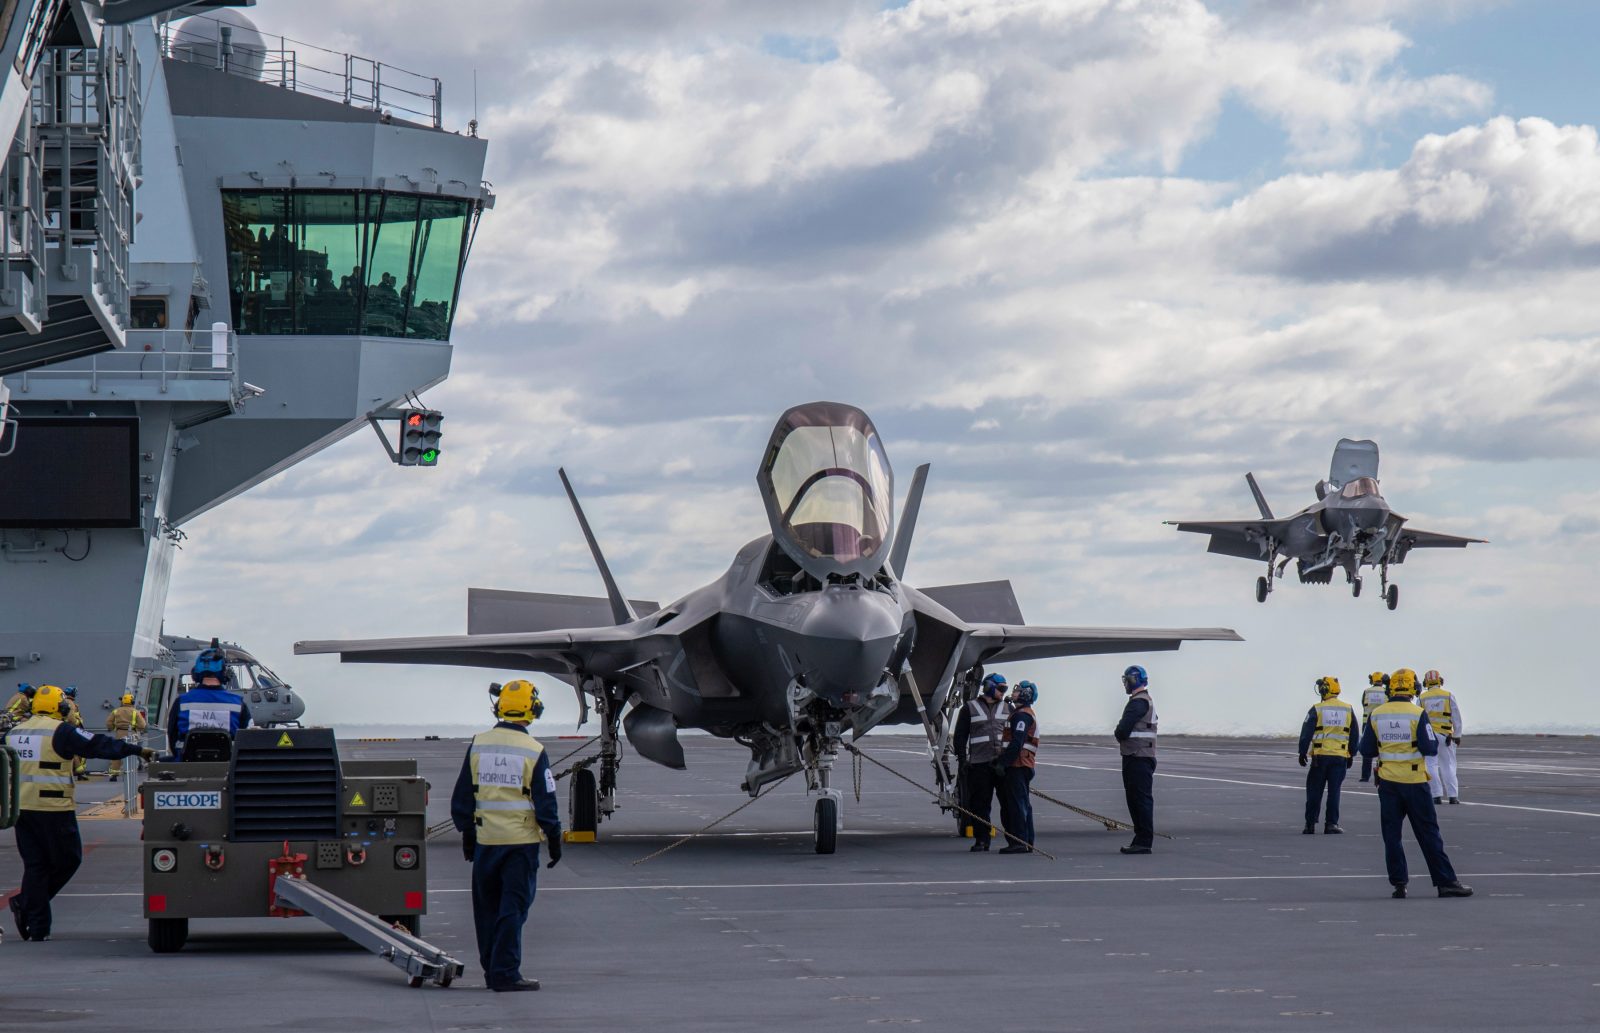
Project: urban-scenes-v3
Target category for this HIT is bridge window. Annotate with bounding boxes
[222,189,475,339]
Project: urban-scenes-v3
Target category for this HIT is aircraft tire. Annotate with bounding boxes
[1386,584,1399,611]
[814,797,838,855]
[571,767,600,834]
[148,917,188,953]
[1255,576,1268,603]
[1351,579,1362,598]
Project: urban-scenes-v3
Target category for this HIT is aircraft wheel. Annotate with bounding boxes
[570,767,599,835]
[1386,584,1399,611]
[1255,576,1269,603]
[814,797,838,855]
[148,917,188,954]
[1351,578,1362,598]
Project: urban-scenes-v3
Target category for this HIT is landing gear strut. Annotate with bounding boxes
[1379,555,1399,611]
[1255,542,1282,603]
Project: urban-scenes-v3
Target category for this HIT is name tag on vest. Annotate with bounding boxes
[8,732,44,760]
[477,752,523,788]
[187,706,232,730]
[1376,716,1411,742]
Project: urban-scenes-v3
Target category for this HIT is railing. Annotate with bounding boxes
[160,13,444,129]
[14,325,240,395]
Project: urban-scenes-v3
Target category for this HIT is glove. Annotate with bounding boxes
[1449,736,1460,746]
[139,748,157,762]
[990,760,1006,779]
[546,834,563,868]
[1345,756,1354,769]
[461,830,476,863]
[1297,755,1307,767]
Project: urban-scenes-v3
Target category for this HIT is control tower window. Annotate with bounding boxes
[222,189,475,340]
[130,297,168,329]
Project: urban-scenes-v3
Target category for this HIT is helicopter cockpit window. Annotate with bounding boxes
[767,425,893,564]
[229,662,256,690]
[1339,477,1380,499]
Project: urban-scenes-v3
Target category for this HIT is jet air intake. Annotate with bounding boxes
[757,401,895,582]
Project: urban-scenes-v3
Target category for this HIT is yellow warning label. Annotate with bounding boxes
[349,791,366,808]
[276,732,294,748]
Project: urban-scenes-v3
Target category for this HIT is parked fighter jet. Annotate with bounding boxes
[298,402,1239,852]
[1166,438,1486,610]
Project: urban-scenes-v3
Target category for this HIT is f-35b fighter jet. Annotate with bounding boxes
[1167,438,1486,611]
[298,402,1239,853]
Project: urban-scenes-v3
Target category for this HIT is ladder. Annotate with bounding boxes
[271,875,464,988]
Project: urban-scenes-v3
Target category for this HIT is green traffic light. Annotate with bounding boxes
[421,449,439,465]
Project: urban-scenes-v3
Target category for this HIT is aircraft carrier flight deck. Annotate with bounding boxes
[3,734,1595,1032]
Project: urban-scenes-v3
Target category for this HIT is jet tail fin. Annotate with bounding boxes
[1245,472,1274,520]
[558,468,637,625]
[888,463,930,579]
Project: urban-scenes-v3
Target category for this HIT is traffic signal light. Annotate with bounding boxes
[397,409,443,466]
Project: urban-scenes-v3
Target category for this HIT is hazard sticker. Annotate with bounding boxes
[349,791,366,807]
[276,732,294,747]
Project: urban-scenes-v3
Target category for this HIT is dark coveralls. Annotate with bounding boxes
[952,699,1008,847]
[1357,713,1459,889]
[11,723,144,939]
[450,723,561,988]
[1114,694,1156,849]
[1298,706,1352,828]
[998,708,1037,847]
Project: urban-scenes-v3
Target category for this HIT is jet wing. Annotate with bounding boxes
[1165,519,1288,561]
[294,624,679,680]
[958,625,1242,667]
[1390,526,1488,562]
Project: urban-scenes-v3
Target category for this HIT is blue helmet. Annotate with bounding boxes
[192,648,230,683]
[980,672,1008,696]
[1122,665,1148,692]
[63,685,77,699]
[1012,680,1038,706]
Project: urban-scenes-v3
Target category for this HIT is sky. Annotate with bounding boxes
[165,0,1600,737]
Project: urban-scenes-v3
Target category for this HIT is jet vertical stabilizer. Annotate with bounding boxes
[558,468,637,625]
[888,463,930,579]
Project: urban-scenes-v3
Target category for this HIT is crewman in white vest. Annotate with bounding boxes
[449,679,562,991]
[1297,677,1357,834]
[1418,670,1463,804]
[1357,672,1389,783]
[5,685,153,941]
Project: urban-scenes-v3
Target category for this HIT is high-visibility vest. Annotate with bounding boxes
[64,700,83,728]
[108,706,146,736]
[1370,700,1430,784]
[965,697,1012,763]
[1310,699,1356,759]
[1417,689,1456,737]
[468,726,549,846]
[6,715,75,811]
[175,688,245,738]
[1119,690,1157,758]
[1361,688,1388,720]
[1003,706,1038,769]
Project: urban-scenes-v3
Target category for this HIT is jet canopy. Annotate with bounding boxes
[1339,477,1381,499]
[758,402,894,580]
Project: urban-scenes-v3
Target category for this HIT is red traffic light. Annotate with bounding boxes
[406,412,424,428]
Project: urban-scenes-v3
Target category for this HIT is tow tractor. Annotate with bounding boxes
[141,727,463,987]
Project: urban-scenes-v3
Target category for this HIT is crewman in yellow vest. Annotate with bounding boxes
[1418,670,1462,804]
[4,685,153,941]
[1356,669,1472,899]
[449,679,562,991]
[1297,677,1356,834]
[106,693,148,782]
[996,679,1040,854]
[61,686,88,780]
[1358,672,1389,783]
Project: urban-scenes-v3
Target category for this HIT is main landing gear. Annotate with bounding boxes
[1254,543,1285,603]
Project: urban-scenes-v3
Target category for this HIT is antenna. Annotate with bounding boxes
[468,70,479,137]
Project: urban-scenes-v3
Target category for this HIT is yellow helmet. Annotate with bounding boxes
[121,692,135,706]
[1389,668,1418,696]
[495,679,543,722]
[31,684,65,715]
[1422,669,1443,688]
[1368,671,1387,686]
[1316,676,1341,697]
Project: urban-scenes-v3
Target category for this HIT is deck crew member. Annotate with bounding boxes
[106,693,148,782]
[1114,665,1158,855]
[1356,668,1472,899]
[450,679,562,992]
[4,683,33,718]
[5,685,153,941]
[1418,670,1462,804]
[996,680,1040,853]
[165,648,252,760]
[952,673,1011,852]
[61,686,87,780]
[1298,677,1356,834]
[1358,672,1389,782]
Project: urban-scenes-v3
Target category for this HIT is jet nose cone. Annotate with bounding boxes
[795,588,905,698]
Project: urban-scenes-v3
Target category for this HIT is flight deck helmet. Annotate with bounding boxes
[1316,676,1341,698]
[1422,670,1443,688]
[191,647,229,685]
[1122,666,1148,693]
[31,685,67,717]
[121,692,135,706]
[1011,680,1038,707]
[1388,668,1419,697]
[980,673,1008,699]
[495,679,544,723]
[62,685,77,699]
[1368,671,1388,687]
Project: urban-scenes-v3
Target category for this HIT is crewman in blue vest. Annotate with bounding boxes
[165,647,252,760]
[952,672,1011,851]
[5,685,153,941]
[450,679,562,992]
[997,680,1040,853]
[1298,677,1356,834]
[1357,668,1472,899]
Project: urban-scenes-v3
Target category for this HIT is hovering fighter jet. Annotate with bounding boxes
[1166,438,1486,610]
[298,402,1239,853]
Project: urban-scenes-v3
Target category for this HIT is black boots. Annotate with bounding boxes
[1438,882,1473,898]
[1324,824,1343,834]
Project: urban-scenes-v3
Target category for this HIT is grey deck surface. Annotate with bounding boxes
[3,734,1597,1031]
